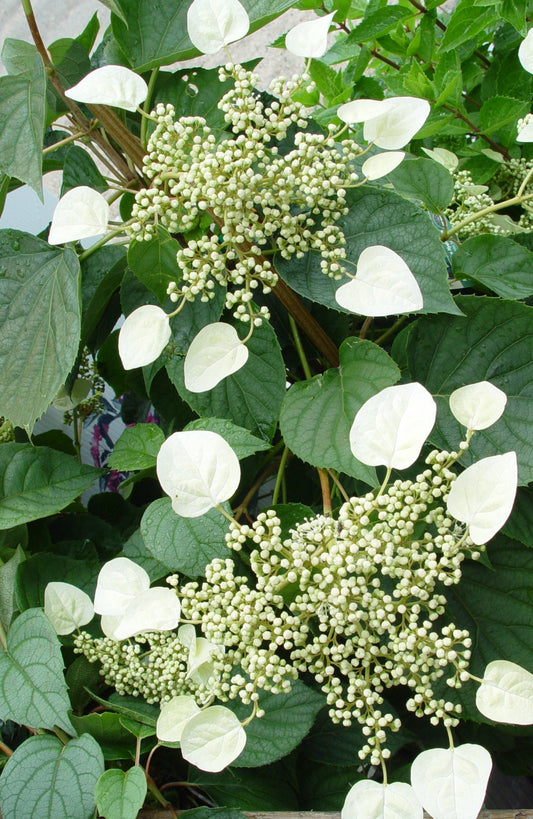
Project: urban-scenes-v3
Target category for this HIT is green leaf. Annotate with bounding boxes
[406,295,533,484]
[502,487,533,547]
[0,55,46,196]
[167,318,286,440]
[70,713,137,761]
[108,424,165,471]
[438,3,499,53]
[1,39,38,75]
[502,0,527,35]
[0,230,81,431]
[389,157,454,213]
[140,498,230,577]
[299,760,363,810]
[61,145,107,195]
[0,545,25,632]
[14,552,99,612]
[184,417,271,459]
[121,529,170,581]
[275,187,460,316]
[279,339,400,482]
[451,235,533,300]
[111,0,296,71]
[90,691,158,728]
[0,444,100,529]
[180,810,247,819]
[478,95,529,135]
[0,733,104,819]
[228,680,323,767]
[0,608,74,733]
[153,67,237,139]
[345,6,414,43]
[188,761,299,811]
[95,767,147,819]
[128,227,181,305]
[80,245,126,348]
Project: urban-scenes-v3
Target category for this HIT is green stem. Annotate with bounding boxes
[445,723,455,750]
[0,621,7,651]
[42,130,88,154]
[443,191,533,239]
[376,466,392,501]
[140,68,160,149]
[78,224,129,261]
[289,315,312,379]
[374,315,407,347]
[318,468,332,514]
[215,503,237,525]
[0,739,13,757]
[272,446,290,506]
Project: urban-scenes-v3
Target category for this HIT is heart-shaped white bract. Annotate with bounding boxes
[118,305,171,370]
[157,695,201,743]
[446,451,518,545]
[449,381,507,431]
[65,65,148,111]
[94,557,150,616]
[187,0,250,55]
[44,582,94,635]
[517,118,533,143]
[341,779,423,819]
[285,12,335,58]
[476,660,533,724]
[519,29,533,74]
[157,430,241,517]
[180,705,246,772]
[179,624,223,684]
[410,744,492,819]
[335,245,423,317]
[338,97,430,150]
[361,151,405,181]
[184,322,249,392]
[48,186,109,245]
[107,587,181,641]
[350,382,436,470]
[421,146,459,172]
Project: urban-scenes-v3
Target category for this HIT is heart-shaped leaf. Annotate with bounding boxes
[285,12,335,58]
[449,381,508,431]
[410,744,492,819]
[476,659,533,724]
[118,304,171,370]
[184,322,249,392]
[65,65,148,111]
[181,705,247,772]
[94,766,147,819]
[341,779,423,819]
[44,581,94,635]
[48,186,109,245]
[157,695,201,743]
[187,0,250,54]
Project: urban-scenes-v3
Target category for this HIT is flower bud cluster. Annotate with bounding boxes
[127,64,360,322]
[445,169,503,238]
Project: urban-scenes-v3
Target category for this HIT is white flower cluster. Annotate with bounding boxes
[445,169,501,238]
[127,63,360,322]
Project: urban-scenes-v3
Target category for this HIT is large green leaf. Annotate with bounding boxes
[188,761,299,811]
[128,227,181,305]
[229,680,323,767]
[0,444,100,530]
[167,318,286,440]
[70,712,137,761]
[275,186,459,316]
[279,339,400,483]
[0,55,46,196]
[405,296,533,484]
[0,608,74,733]
[478,95,529,137]
[0,733,104,819]
[0,230,81,431]
[108,423,165,471]
[0,545,25,632]
[111,0,296,71]
[346,5,415,43]
[451,235,533,300]
[94,766,147,819]
[184,417,271,459]
[438,3,500,54]
[140,498,230,577]
[389,157,454,213]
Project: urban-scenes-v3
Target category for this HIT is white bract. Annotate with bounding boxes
[335,245,423,317]
[156,430,240,517]
[446,451,518,545]
[118,305,171,370]
[410,744,492,819]
[476,660,533,724]
[187,0,249,54]
[184,322,249,392]
[341,779,423,819]
[349,382,436,469]
[94,557,150,616]
[44,582,94,635]
[361,151,405,181]
[449,381,507,431]
[157,695,201,743]
[107,587,181,641]
[421,146,459,172]
[517,116,533,143]
[48,186,109,245]
[285,12,335,58]
[179,624,223,685]
[337,96,430,150]
[180,705,246,771]
[65,65,148,111]
[518,29,533,74]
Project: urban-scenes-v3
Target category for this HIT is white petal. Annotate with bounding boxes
[476,660,533,725]
[44,582,94,635]
[364,97,431,150]
[65,65,148,111]
[335,245,423,317]
[112,587,181,640]
[349,382,436,469]
[156,430,240,517]
[180,705,246,772]
[337,98,385,125]
[184,322,249,392]
[48,186,109,245]
[157,695,200,743]
[118,305,171,370]
[362,151,405,181]
[519,29,533,74]
[187,0,249,55]
[410,744,492,819]
[93,557,150,616]
[285,12,335,59]
[341,779,423,819]
[421,146,459,172]
[517,119,533,142]
[52,378,92,412]
[446,452,518,545]
[449,381,507,431]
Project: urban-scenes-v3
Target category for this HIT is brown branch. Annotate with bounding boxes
[442,105,510,158]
